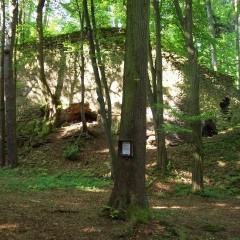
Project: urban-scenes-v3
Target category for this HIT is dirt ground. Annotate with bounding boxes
[1,123,240,240]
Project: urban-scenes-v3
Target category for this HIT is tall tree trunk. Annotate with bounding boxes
[36,0,54,119]
[90,0,112,127]
[53,49,66,127]
[69,52,78,105]
[234,0,240,87]
[108,0,150,211]
[83,0,116,177]
[148,42,157,102]
[4,0,18,168]
[0,0,6,167]
[76,0,88,135]
[174,0,204,191]
[152,0,168,173]
[80,46,88,135]
[43,0,50,26]
[18,0,24,43]
[205,0,218,71]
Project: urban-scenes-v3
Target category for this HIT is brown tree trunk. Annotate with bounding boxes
[43,0,50,26]
[90,0,112,127]
[36,0,54,120]
[152,0,168,173]
[205,0,218,71]
[108,0,150,211]
[53,49,66,127]
[174,0,204,191]
[0,0,6,167]
[76,0,88,135]
[36,0,65,125]
[4,0,18,168]
[69,52,78,105]
[234,0,240,87]
[83,0,116,177]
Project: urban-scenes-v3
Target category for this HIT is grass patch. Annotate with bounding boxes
[0,168,112,192]
[198,187,231,199]
[201,223,226,232]
[204,129,240,162]
[174,183,239,199]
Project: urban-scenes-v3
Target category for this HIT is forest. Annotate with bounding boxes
[0,0,240,239]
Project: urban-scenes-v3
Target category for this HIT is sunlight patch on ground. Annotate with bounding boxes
[0,224,18,231]
[57,123,83,139]
[96,148,109,153]
[82,227,102,233]
[152,205,194,210]
[171,170,192,184]
[146,162,157,168]
[76,186,108,192]
[152,182,171,191]
[217,161,226,167]
[214,203,227,207]
[213,204,240,210]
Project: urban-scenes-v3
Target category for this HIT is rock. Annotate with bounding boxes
[60,102,97,123]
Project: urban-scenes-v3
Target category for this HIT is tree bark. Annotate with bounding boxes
[83,0,116,177]
[76,0,88,135]
[36,0,52,98]
[43,0,50,26]
[0,0,6,167]
[234,0,240,87]
[205,0,218,71]
[36,0,66,124]
[108,0,150,211]
[4,0,18,168]
[174,0,204,191]
[152,0,168,173]
[90,0,112,127]
[36,0,54,120]
[53,49,66,127]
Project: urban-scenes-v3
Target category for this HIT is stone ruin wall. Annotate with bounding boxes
[16,29,240,131]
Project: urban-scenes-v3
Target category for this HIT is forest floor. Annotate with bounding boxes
[0,121,240,240]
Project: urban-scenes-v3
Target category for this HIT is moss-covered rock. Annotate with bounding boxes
[39,121,53,138]
[18,120,37,136]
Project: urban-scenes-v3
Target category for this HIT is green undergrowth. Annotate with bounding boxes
[174,183,240,199]
[165,127,240,199]
[204,127,240,161]
[0,168,112,192]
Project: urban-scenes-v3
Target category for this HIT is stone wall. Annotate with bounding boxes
[16,29,240,131]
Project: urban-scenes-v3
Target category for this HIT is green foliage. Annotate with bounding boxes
[39,121,53,138]
[174,184,192,197]
[201,223,226,232]
[101,205,126,221]
[174,183,240,199]
[15,0,238,78]
[163,122,192,134]
[19,120,37,136]
[0,169,111,192]
[16,81,25,90]
[204,128,240,161]
[166,160,174,172]
[155,103,216,134]
[198,188,231,199]
[63,145,79,160]
[128,205,152,224]
[110,209,121,219]
[63,135,85,160]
